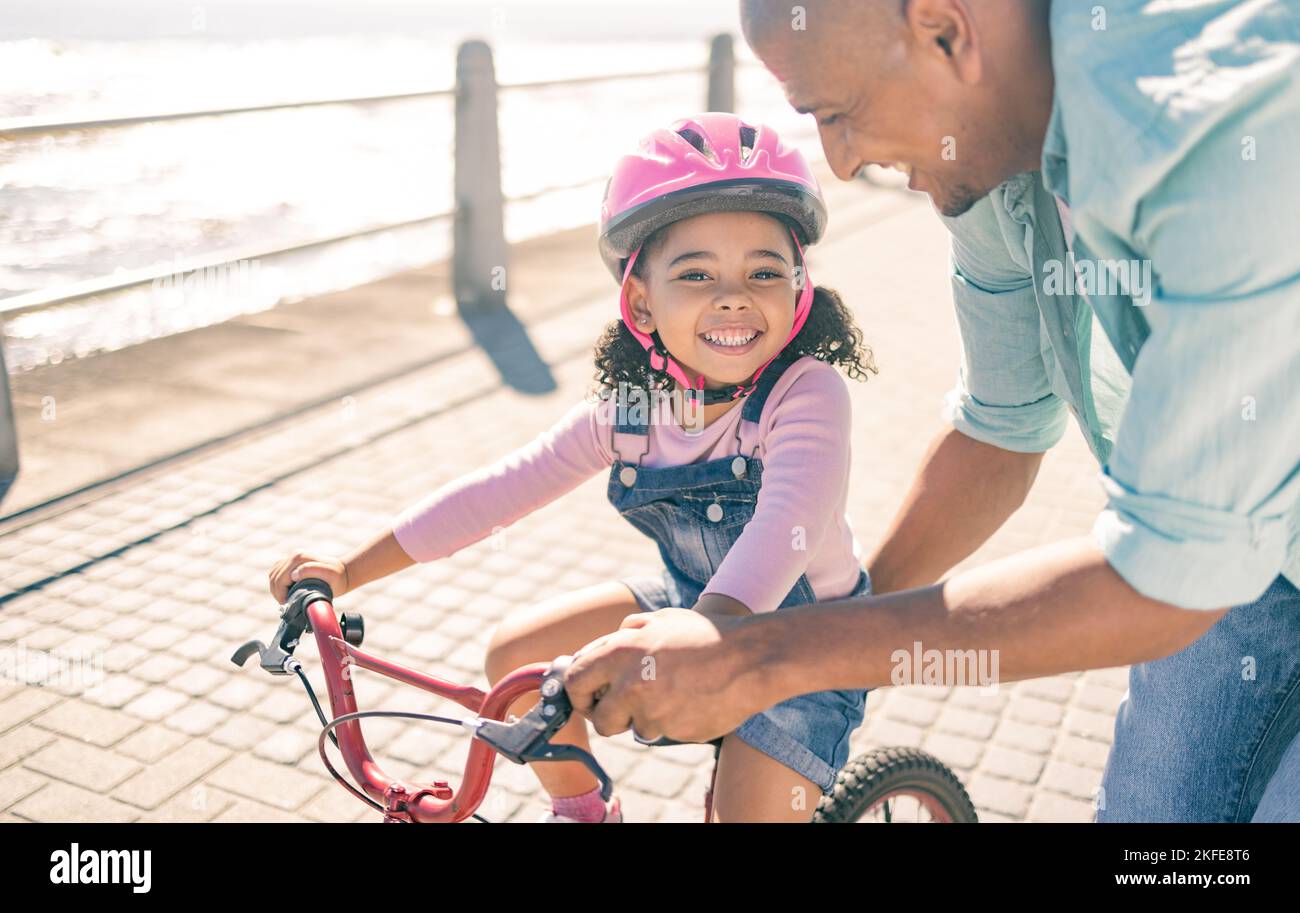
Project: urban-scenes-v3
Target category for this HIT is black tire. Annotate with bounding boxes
[814,746,979,823]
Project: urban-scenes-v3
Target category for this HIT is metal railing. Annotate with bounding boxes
[0,34,757,508]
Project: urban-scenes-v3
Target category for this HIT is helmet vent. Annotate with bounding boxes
[676,127,715,162]
[738,125,757,161]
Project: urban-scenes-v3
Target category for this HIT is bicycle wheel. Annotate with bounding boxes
[814,746,978,823]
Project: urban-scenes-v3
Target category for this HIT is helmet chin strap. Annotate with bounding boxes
[619,226,815,408]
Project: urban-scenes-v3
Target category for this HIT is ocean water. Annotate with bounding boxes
[0,3,825,372]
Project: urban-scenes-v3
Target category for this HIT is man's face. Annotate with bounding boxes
[744,3,1017,218]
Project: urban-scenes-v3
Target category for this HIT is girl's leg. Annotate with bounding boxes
[709,735,823,823]
[484,580,641,800]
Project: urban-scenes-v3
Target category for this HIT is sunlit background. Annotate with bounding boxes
[0,0,826,372]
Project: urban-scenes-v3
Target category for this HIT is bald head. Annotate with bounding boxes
[740,0,903,79]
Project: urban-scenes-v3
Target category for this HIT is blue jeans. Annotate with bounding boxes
[1097,574,1300,822]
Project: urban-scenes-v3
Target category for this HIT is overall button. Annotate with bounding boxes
[619,466,637,487]
[730,456,747,479]
[706,502,724,523]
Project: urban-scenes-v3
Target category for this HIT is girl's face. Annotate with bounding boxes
[624,211,802,389]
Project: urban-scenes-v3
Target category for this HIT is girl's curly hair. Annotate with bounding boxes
[590,218,878,396]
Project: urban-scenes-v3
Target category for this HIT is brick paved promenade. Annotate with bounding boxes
[0,168,1124,822]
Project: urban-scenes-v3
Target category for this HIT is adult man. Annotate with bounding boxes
[566,0,1300,821]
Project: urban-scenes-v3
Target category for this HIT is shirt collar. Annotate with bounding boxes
[1040,48,1069,202]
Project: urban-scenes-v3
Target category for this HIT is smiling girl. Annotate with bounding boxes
[269,114,877,821]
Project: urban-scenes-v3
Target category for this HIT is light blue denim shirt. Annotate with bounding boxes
[941,0,1300,610]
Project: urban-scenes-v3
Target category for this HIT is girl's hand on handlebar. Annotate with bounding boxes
[268,551,350,604]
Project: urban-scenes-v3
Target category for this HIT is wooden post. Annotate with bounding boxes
[707,34,735,113]
[453,40,508,313]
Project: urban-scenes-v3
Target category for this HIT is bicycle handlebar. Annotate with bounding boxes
[232,577,613,822]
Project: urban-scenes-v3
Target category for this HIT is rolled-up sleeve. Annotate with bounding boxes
[940,193,1068,453]
[1093,114,1300,610]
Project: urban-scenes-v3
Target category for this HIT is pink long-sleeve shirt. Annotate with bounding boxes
[391,355,863,614]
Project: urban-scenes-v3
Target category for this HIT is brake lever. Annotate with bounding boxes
[231,578,334,675]
[466,656,613,801]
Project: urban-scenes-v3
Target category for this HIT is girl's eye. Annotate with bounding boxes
[678,270,784,281]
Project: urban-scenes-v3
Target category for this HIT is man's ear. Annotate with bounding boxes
[906,0,982,84]
[625,276,655,332]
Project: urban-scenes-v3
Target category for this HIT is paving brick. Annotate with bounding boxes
[10,781,142,822]
[0,767,47,809]
[1040,759,1104,802]
[1029,790,1098,823]
[1007,695,1066,728]
[206,677,270,711]
[1075,681,1127,715]
[209,714,278,751]
[24,737,142,790]
[211,797,310,822]
[1014,676,1077,704]
[623,755,700,800]
[979,744,1046,785]
[101,643,151,673]
[172,664,231,697]
[862,717,926,749]
[0,724,57,768]
[133,624,189,651]
[0,688,64,733]
[162,699,231,737]
[30,698,144,747]
[922,731,985,770]
[83,675,149,709]
[247,689,313,725]
[880,692,941,727]
[206,753,326,810]
[111,739,231,809]
[115,724,190,763]
[300,784,374,823]
[131,653,192,684]
[250,728,317,765]
[992,718,1056,755]
[966,773,1032,820]
[137,785,237,823]
[935,706,999,740]
[1062,706,1119,743]
[63,607,117,631]
[1055,735,1112,771]
[123,686,191,722]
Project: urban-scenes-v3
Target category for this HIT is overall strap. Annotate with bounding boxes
[740,354,800,424]
[612,383,655,436]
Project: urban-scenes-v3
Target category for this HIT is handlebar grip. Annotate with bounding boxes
[288,577,334,603]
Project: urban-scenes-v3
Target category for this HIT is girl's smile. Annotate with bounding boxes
[698,324,766,357]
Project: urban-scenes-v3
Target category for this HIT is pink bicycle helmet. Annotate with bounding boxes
[598,112,828,404]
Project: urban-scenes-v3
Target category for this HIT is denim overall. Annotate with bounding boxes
[606,354,871,792]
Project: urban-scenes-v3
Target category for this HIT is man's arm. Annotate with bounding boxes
[566,537,1225,742]
[867,426,1043,594]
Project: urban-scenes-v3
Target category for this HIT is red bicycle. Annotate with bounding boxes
[232,578,978,823]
